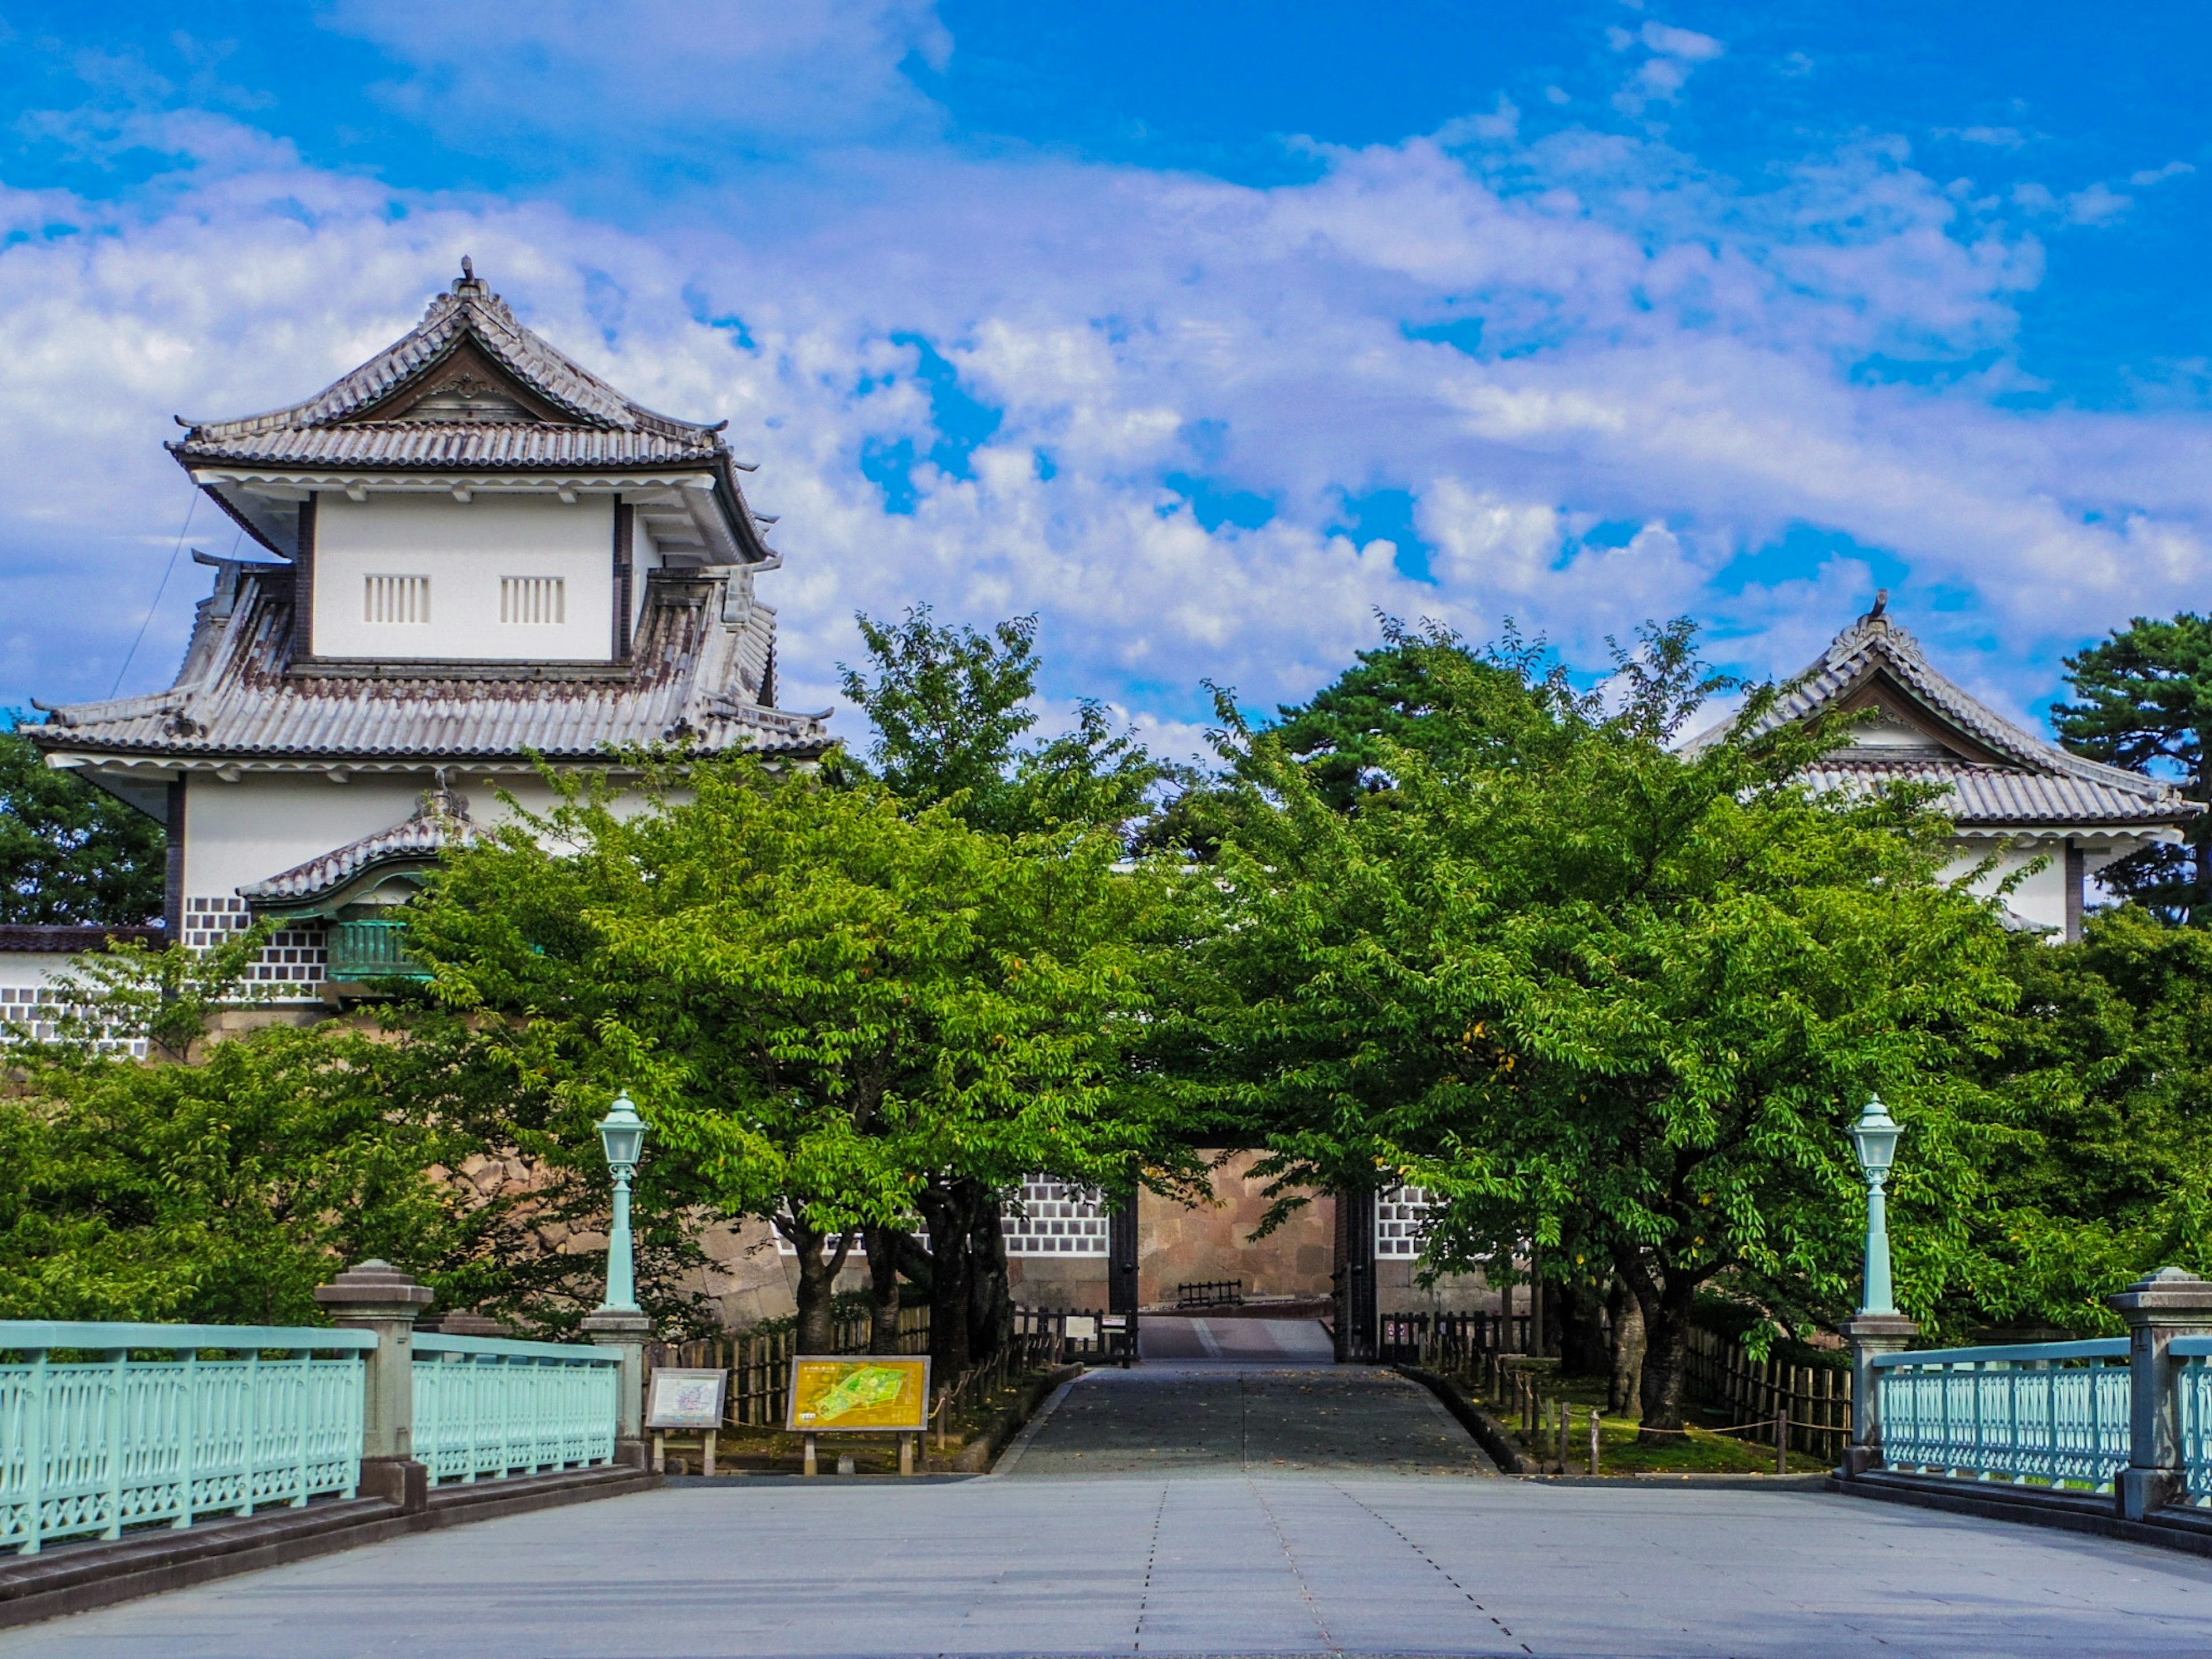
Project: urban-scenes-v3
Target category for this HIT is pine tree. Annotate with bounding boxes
[2053,615,2212,926]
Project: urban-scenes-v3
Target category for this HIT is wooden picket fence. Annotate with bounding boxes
[1378,1310,1535,1365]
[1683,1325,1852,1464]
[644,1305,930,1428]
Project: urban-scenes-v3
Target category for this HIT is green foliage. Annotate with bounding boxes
[0,1027,457,1324]
[400,754,1177,1342]
[1266,618,1550,810]
[838,605,1171,838]
[0,716,166,926]
[2054,613,2212,925]
[1169,619,2021,1425]
[3,938,715,1335]
[1957,908,2212,1333]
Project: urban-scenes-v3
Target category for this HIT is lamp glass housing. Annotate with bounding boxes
[596,1093,648,1171]
[1849,1096,1900,1184]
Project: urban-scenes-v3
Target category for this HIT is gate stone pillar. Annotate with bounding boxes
[582,1306,652,1468]
[2109,1267,2212,1520]
[316,1259,434,1512]
[1839,1312,1919,1478]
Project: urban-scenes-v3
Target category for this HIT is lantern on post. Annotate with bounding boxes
[595,1092,649,1313]
[1848,1095,1902,1317]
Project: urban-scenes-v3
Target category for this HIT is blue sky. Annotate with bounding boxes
[2,2,2208,752]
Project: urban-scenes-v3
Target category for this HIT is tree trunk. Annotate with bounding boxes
[967,1191,1012,1363]
[865,1226,906,1354]
[1606,1277,1646,1415]
[1622,1259,1697,1441]
[922,1185,974,1378]
[788,1218,854,1354]
[1555,1277,1609,1376]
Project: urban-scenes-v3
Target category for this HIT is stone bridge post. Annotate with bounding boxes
[1840,1312,1919,1478]
[2109,1267,2212,1521]
[316,1259,434,1512]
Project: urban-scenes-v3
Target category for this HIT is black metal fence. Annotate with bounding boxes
[1176,1279,1244,1309]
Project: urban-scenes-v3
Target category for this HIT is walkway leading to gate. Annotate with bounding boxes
[1003,1316,1495,1476]
[7,1339,2209,1657]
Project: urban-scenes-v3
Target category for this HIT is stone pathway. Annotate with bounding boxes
[1001,1361,1497,1477]
[6,1356,2210,1657]
[9,1475,2210,1657]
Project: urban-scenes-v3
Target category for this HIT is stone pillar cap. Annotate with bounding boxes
[580,1306,652,1337]
[2108,1266,2212,1317]
[315,1259,434,1313]
[1841,1312,1921,1339]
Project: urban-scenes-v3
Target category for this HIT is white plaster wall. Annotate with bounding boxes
[183,771,576,896]
[313,493,613,661]
[1941,839,2071,934]
[0,952,73,991]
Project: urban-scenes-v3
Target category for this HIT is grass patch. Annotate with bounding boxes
[1461,1366,1832,1477]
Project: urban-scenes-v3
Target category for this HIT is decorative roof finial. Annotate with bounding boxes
[1864,587,1889,623]
[461,255,474,281]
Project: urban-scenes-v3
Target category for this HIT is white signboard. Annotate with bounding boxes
[646,1368,727,1431]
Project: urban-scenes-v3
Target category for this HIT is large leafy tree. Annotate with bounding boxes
[0,715,165,926]
[403,755,1170,1371]
[3,934,716,1334]
[1960,908,2212,1333]
[838,605,1169,838]
[2053,613,2212,926]
[1175,622,2020,1434]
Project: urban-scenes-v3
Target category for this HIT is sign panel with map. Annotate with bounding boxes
[785,1355,932,1433]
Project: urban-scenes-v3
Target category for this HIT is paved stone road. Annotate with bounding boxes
[1001,1362,1498,1477]
[6,1359,2211,1658]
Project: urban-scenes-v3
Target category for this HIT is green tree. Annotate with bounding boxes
[0,715,165,926]
[838,606,1169,838]
[2053,613,2212,925]
[4,940,714,1335]
[1959,908,2212,1334]
[1175,622,2020,1434]
[403,755,1170,1372]
[0,1026,458,1324]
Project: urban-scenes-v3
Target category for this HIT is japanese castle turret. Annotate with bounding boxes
[1687,598,2196,941]
[24,260,825,1005]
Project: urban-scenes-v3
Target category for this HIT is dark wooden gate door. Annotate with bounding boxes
[1108,1191,1140,1314]
[1334,1185,1377,1362]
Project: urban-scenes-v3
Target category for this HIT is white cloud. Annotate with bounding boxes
[1612,20,1726,115]
[2,32,2210,741]
[2129,160,2196,188]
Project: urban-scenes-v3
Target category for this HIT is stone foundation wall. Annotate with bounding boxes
[1138,1150,1335,1309]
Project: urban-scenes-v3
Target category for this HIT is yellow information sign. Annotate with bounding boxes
[785,1355,932,1433]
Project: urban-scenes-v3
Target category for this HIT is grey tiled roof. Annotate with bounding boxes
[172,270,723,471]
[1686,612,2193,830]
[29,564,825,764]
[187,422,721,469]
[1798,759,2184,826]
[240,792,483,907]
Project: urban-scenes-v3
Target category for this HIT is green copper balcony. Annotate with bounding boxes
[325,918,432,983]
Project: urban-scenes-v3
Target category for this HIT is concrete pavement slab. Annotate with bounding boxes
[5,1359,2210,1657]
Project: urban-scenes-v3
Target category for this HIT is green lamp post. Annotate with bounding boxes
[1849,1095,1902,1317]
[595,1092,648,1313]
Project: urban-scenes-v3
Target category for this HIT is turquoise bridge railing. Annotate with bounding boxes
[411,1333,619,1487]
[0,1322,377,1556]
[1872,1338,2131,1492]
[2169,1335,2212,1506]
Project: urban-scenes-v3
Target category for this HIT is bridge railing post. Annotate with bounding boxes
[1839,1312,1919,1479]
[2108,1267,2212,1520]
[314,1259,434,1513]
